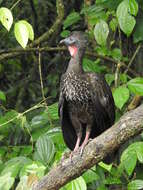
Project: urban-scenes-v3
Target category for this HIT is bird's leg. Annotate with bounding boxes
[70,125,82,161]
[80,126,91,155]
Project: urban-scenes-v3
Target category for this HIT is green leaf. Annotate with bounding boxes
[105,74,114,86]
[120,74,128,83]
[128,180,143,190]
[116,0,136,36]
[122,151,137,176]
[1,157,32,178]
[113,86,129,109]
[19,161,46,178]
[47,102,59,120]
[83,58,107,73]
[133,16,143,43]
[120,142,143,176]
[30,111,50,130]
[105,176,121,185]
[20,20,34,40]
[129,0,138,16]
[98,161,112,172]
[127,142,143,163]
[60,30,70,38]
[127,77,143,95]
[0,7,13,31]
[0,110,19,133]
[34,135,55,165]
[136,147,143,163]
[0,172,15,190]
[16,176,29,190]
[80,4,104,15]
[60,176,87,190]
[82,167,99,184]
[0,90,6,101]
[63,12,81,29]
[109,18,118,32]
[110,48,122,61]
[94,20,109,46]
[47,128,66,151]
[14,22,29,48]
[20,146,33,156]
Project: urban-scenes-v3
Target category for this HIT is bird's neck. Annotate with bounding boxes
[66,49,85,74]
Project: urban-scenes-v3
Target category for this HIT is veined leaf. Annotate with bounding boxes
[129,0,138,16]
[94,20,109,46]
[128,180,143,190]
[113,86,129,109]
[105,74,115,86]
[34,135,55,165]
[0,172,15,190]
[63,12,81,29]
[116,0,136,36]
[0,7,13,31]
[127,77,143,95]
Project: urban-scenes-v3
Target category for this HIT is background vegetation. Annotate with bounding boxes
[0,0,143,189]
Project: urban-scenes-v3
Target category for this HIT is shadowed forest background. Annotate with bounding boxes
[0,0,143,189]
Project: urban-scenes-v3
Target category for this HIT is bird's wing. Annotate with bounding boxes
[87,72,115,132]
[58,75,77,150]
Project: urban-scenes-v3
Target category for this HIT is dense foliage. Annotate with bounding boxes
[0,0,143,189]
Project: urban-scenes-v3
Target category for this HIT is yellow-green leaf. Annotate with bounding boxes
[20,20,34,41]
[14,22,29,48]
[0,7,13,31]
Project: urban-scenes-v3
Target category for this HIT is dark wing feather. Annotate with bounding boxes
[58,77,77,150]
[88,72,115,133]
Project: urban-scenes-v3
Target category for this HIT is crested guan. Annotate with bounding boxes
[58,31,115,155]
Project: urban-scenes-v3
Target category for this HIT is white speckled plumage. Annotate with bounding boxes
[62,71,90,103]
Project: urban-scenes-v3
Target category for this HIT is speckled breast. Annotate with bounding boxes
[62,71,91,103]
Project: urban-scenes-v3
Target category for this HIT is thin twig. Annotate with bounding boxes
[38,48,46,103]
[0,98,49,128]
[124,44,141,74]
[115,62,121,87]
[10,0,22,10]
[118,27,122,54]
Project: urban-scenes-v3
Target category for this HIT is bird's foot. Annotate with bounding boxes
[70,147,80,162]
[80,138,92,156]
[79,144,86,156]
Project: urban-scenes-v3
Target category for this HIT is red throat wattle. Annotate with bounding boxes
[68,46,78,57]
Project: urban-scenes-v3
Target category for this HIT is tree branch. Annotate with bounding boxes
[32,104,143,190]
[0,46,138,76]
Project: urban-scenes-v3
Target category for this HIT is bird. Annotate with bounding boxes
[58,31,115,157]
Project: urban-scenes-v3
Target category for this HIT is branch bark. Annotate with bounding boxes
[0,46,138,76]
[32,104,143,190]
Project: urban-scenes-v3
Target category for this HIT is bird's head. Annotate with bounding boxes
[59,31,87,57]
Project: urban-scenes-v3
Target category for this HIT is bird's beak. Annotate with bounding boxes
[59,37,76,46]
[59,38,70,46]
